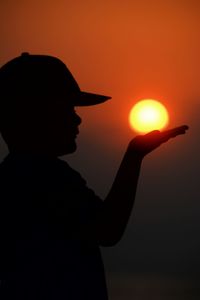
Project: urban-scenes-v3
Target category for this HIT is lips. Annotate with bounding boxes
[71,128,79,137]
[75,129,79,136]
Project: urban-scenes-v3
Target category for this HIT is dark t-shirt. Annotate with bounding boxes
[0,153,108,300]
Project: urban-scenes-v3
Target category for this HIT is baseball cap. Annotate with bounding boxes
[0,52,111,106]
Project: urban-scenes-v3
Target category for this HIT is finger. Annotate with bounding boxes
[162,125,189,134]
[150,125,189,144]
[161,125,189,138]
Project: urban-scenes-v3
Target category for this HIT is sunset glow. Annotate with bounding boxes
[129,99,169,133]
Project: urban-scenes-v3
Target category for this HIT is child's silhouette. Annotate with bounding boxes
[0,53,188,299]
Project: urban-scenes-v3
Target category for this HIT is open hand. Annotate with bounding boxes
[129,125,189,157]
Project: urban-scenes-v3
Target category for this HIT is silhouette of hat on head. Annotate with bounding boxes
[0,52,111,107]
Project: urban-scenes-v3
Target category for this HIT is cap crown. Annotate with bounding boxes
[0,53,80,102]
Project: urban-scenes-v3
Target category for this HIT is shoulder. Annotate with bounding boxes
[55,159,88,186]
[57,159,103,205]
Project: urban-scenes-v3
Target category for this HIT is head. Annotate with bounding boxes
[0,53,111,157]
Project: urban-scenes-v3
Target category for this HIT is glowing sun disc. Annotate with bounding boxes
[129,99,169,133]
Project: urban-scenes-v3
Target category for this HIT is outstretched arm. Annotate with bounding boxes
[96,125,189,246]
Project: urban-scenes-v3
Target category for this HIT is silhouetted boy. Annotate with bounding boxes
[0,53,188,299]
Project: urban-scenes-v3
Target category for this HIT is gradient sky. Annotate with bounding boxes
[0,0,200,294]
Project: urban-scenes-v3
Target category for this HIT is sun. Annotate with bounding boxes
[129,99,169,133]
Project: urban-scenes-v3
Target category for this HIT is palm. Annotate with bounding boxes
[129,125,189,157]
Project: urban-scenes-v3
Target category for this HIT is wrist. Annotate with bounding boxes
[125,144,144,162]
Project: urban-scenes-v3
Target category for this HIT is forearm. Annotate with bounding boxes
[95,126,188,246]
[96,146,143,246]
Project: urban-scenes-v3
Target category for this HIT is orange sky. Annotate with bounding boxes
[0,0,199,192]
[0,0,199,195]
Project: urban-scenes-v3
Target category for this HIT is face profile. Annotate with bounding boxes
[41,102,82,156]
[0,53,110,157]
[0,93,82,157]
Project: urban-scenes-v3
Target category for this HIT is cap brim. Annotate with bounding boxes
[73,91,111,106]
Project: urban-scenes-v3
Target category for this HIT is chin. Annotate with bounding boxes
[57,141,77,156]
